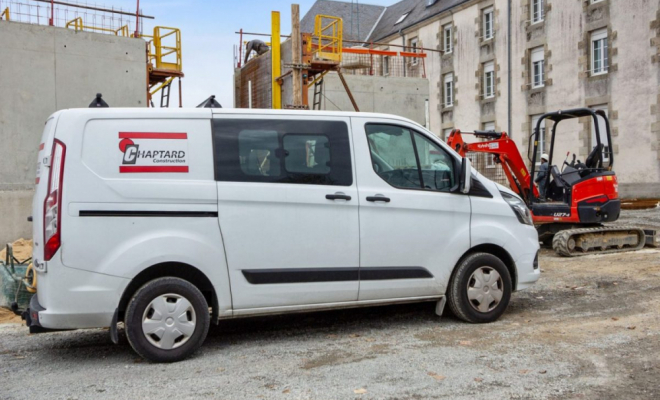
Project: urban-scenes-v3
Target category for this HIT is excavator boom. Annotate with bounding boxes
[446,129,539,200]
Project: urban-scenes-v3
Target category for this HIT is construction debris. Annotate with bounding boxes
[621,199,660,210]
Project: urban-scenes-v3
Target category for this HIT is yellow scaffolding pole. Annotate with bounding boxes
[1,7,10,21]
[271,11,282,109]
[150,76,175,96]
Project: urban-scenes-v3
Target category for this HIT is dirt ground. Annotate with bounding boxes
[0,308,21,324]
[0,208,658,400]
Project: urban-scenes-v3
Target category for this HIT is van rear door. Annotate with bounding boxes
[32,113,60,269]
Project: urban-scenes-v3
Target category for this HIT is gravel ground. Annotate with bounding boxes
[1,209,659,400]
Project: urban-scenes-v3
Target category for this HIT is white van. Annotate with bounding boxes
[27,108,539,362]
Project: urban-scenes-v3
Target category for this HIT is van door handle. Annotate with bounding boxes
[326,194,352,201]
[366,196,390,203]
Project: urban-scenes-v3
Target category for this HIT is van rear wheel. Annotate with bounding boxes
[125,277,210,363]
[447,253,512,323]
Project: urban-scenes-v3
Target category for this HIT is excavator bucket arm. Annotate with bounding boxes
[446,129,539,200]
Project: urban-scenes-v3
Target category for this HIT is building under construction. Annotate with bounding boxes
[0,0,183,244]
[233,3,431,126]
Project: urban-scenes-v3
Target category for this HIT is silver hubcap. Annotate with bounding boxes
[142,293,196,350]
[467,267,504,313]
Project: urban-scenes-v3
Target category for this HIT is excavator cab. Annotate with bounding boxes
[528,108,618,225]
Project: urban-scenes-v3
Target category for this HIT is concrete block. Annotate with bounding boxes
[0,190,34,245]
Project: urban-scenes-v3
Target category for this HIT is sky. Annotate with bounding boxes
[108,0,400,108]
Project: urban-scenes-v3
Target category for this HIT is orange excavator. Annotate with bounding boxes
[446,108,649,256]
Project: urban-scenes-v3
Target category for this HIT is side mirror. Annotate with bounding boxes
[459,157,471,194]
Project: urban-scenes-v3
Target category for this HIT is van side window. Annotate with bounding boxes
[366,124,421,189]
[213,119,352,186]
[238,130,281,176]
[283,135,331,174]
[366,124,456,192]
[413,132,456,192]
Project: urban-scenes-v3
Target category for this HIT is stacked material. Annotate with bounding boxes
[0,239,33,263]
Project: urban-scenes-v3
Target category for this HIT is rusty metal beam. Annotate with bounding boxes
[32,0,155,19]
[336,69,359,112]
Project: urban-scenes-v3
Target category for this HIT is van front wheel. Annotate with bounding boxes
[125,277,210,362]
[447,253,512,323]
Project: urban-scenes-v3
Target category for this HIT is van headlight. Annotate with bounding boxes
[501,192,533,225]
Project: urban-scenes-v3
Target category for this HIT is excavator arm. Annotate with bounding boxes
[446,129,539,200]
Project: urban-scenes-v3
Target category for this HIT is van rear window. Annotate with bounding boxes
[212,119,352,186]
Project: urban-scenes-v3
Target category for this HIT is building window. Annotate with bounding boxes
[591,29,608,76]
[591,105,611,165]
[483,61,495,99]
[531,114,546,165]
[531,0,544,24]
[591,0,604,3]
[409,37,419,65]
[395,12,409,25]
[443,128,453,141]
[483,122,496,168]
[483,7,494,40]
[531,47,545,88]
[444,73,454,107]
[383,56,390,76]
[444,24,453,53]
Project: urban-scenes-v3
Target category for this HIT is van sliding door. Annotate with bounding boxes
[212,116,359,311]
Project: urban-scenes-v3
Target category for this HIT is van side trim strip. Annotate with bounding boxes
[242,267,433,284]
[79,210,218,217]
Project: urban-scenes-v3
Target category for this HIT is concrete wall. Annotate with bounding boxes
[0,21,147,244]
[375,0,660,198]
[313,74,430,126]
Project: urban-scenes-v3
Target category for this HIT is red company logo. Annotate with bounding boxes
[118,132,189,173]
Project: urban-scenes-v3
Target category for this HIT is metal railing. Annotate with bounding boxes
[313,14,342,62]
[152,26,181,71]
[65,16,128,36]
[0,0,146,36]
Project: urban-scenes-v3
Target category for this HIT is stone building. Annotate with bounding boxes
[304,0,660,198]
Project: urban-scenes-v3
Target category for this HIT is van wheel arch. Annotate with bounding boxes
[453,244,517,291]
[118,262,218,324]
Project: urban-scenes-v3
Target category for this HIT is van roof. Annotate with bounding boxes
[55,107,423,128]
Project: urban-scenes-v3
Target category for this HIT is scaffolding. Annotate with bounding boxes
[237,11,430,111]
[139,26,184,108]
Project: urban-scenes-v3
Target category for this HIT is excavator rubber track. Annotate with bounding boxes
[552,226,646,257]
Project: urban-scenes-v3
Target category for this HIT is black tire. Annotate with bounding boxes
[125,277,210,363]
[447,252,512,323]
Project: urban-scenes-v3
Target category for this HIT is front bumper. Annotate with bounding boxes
[514,250,541,291]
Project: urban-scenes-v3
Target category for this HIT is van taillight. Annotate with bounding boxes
[44,139,66,261]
